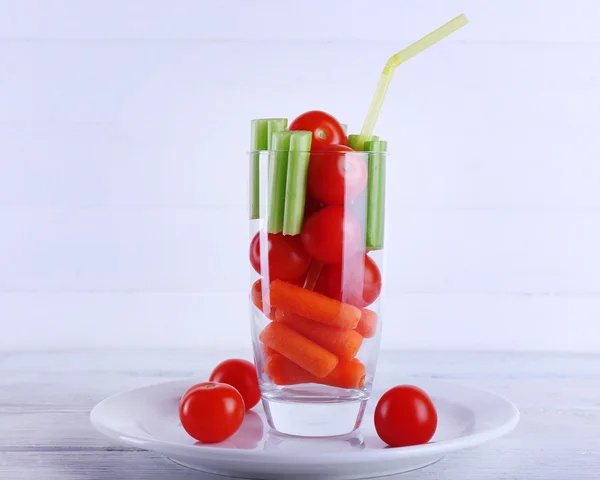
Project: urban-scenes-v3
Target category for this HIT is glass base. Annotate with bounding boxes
[261,384,369,437]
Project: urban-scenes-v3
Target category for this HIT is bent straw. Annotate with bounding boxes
[355,14,468,150]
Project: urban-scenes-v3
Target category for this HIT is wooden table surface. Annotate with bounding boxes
[0,349,599,479]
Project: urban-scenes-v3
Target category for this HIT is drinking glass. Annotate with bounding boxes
[248,147,387,437]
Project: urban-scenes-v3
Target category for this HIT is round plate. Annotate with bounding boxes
[90,377,519,480]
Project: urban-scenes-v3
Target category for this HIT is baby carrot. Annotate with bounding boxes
[269,279,361,329]
[274,310,363,360]
[264,353,314,385]
[261,343,276,357]
[251,279,275,320]
[265,353,366,389]
[356,308,378,338]
[324,358,366,389]
[259,322,339,378]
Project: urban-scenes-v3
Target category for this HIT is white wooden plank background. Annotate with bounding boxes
[1,0,600,351]
[2,0,600,42]
[0,349,599,479]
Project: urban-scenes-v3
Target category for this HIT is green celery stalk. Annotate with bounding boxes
[364,139,387,250]
[267,118,288,148]
[250,118,287,219]
[348,134,379,150]
[341,123,348,135]
[250,119,269,219]
[268,131,292,233]
[283,131,312,235]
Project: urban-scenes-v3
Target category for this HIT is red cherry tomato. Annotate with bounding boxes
[374,385,438,447]
[304,193,323,218]
[179,382,245,444]
[180,383,207,404]
[249,232,311,282]
[289,110,347,150]
[209,359,261,411]
[308,145,367,205]
[315,253,382,308]
[300,206,363,264]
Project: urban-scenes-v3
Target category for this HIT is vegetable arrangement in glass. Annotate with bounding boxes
[248,111,387,436]
[247,13,468,437]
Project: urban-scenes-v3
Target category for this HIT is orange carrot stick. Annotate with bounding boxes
[264,353,314,385]
[355,308,378,338]
[274,310,363,360]
[259,343,277,374]
[269,279,361,329]
[261,343,276,358]
[251,279,275,320]
[259,322,339,378]
[325,358,366,389]
[265,353,366,389]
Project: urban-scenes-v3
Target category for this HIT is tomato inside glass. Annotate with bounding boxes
[300,206,363,265]
[315,253,382,308]
[289,110,347,150]
[307,145,367,205]
[249,232,311,282]
[303,193,323,218]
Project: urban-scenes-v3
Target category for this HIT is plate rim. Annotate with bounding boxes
[90,377,520,464]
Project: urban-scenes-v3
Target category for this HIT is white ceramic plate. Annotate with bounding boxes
[91,376,519,480]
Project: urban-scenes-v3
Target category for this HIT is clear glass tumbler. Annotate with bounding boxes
[248,145,387,437]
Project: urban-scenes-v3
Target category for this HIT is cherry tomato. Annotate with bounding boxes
[289,110,347,150]
[179,382,245,444]
[301,206,363,264]
[308,145,367,205]
[374,385,438,447]
[209,359,261,411]
[249,232,311,282]
[314,253,382,308]
[304,193,323,218]
[291,272,308,286]
[180,383,207,404]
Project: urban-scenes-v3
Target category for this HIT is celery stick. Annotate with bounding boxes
[250,119,287,219]
[268,131,292,233]
[348,134,378,150]
[364,139,387,250]
[341,123,348,135]
[348,134,359,150]
[283,131,312,235]
[250,119,269,219]
[267,118,288,148]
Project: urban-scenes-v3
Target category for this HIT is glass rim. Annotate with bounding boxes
[247,149,390,155]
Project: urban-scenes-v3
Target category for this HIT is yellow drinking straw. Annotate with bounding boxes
[355,14,469,150]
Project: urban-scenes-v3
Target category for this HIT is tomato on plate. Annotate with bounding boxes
[249,232,311,282]
[308,145,367,205]
[289,110,347,150]
[179,382,245,444]
[209,359,261,411]
[314,253,382,308]
[374,385,438,447]
[301,206,363,264]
